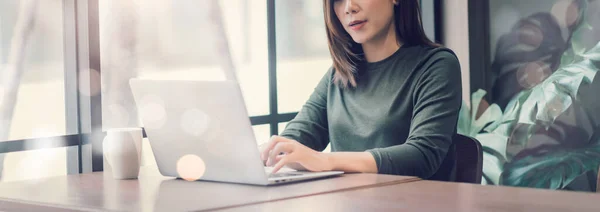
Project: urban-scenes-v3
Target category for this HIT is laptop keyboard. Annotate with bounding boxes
[267,172,302,178]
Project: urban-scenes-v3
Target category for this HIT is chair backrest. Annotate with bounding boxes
[596,166,600,193]
[453,134,483,184]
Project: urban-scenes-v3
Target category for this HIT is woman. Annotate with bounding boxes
[261,0,462,180]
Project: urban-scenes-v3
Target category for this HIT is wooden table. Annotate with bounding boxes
[223,180,600,212]
[0,166,418,211]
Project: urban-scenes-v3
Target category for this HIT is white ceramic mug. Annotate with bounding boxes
[103,128,143,179]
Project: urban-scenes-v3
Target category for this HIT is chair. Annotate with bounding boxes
[453,134,483,184]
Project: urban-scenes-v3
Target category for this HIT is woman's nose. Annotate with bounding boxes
[344,0,358,15]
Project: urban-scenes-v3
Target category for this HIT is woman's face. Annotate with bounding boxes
[333,0,397,44]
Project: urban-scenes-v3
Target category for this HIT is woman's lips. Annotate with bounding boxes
[349,20,367,31]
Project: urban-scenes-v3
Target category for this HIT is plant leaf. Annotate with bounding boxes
[560,59,598,87]
[559,48,576,69]
[581,41,600,61]
[471,89,486,123]
[477,133,509,185]
[512,58,599,127]
[477,133,509,160]
[482,151,505,185]
[481,176,489,185]
[473,104,503,135]
[457,101,472,136]
[500,142,600,189]
[458,89,504,137]
[486,92,527,135]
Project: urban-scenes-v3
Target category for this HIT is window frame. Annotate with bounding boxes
[467,0,492,99]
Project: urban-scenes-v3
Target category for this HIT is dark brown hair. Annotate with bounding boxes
[323,0,439,88]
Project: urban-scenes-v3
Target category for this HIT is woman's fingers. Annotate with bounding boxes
[258,143,271,165]
[261,136,299,166]
[271,156,289,174]
[267,141,293,166]
[266,154,287,167]
[260,136,282,162]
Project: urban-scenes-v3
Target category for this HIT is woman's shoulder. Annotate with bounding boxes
[414,45,459,64]
[410,45,460,72]
[400,45,462,91]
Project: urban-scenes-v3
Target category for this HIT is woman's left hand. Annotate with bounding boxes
[260,136,332,174]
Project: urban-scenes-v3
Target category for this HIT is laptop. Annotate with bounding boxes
[129,79,343,185]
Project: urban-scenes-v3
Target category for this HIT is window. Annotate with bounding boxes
[0,1,66,140]
[100,0,269,129]
[276,0,332,114]
[0,0,77,181]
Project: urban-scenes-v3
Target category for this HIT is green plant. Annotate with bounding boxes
[458,41,600,188]
[495,0,600,190]
[500,140,600,189]
[457,90,507,185]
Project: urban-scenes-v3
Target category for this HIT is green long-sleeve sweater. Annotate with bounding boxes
[280,45,462,180]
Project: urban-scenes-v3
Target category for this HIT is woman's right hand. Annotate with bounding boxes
[259,136,332,174]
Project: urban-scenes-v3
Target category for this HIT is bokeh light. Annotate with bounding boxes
[176,154,206,181]
[516,23,544,51]
[516,61,551,89]
[551,0,580,29]
[78,69,102,97]
[180,108,210,137]
[138,94,167,129]
[546,95,567,119]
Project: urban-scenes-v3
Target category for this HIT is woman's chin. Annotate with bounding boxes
[350,35,368,44]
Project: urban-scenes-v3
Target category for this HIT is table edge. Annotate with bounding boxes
[203,177,422,212]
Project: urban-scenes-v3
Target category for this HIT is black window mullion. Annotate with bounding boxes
[0,135,81,154]
[276,112,297,123]
[468,0,491,100]
[87,0,103,172]
[267,0,278,136]
[74,0,103,172]
[433,0,444,44]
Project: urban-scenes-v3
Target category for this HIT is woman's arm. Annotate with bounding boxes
[327,152,378,173]
[366,50,462,178]
[263,51,461,176]
[276,69,333,152]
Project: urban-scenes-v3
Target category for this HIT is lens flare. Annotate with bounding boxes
[551,0,580,29]
[176,154,206,181]
[516,62,551,89]
[516,23,544,50]
[180,108,210,137]
[139,94,167,129]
